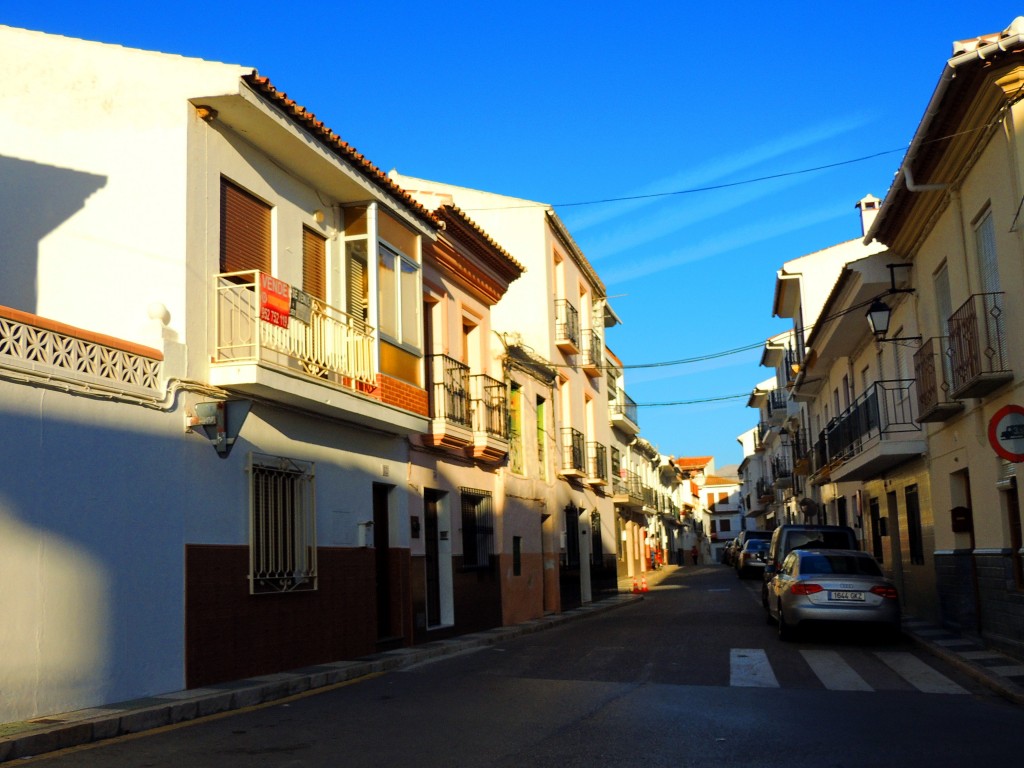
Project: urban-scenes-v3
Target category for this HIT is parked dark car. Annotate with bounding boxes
[766,548,901,640]
[736,538,769,579]
[725,530,770,567]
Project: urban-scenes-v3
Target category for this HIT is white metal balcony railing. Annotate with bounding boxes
[214,271,374,388]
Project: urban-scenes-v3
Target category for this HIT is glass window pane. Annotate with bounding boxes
[400,257,419,348]
[378,246,397,339]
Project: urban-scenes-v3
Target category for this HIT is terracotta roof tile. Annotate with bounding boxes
[674,456,714,470]
[435,204,526,276]
[243,73,440,231]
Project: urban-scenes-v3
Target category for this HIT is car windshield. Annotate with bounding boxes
[799,554,882,577]
[790,531,852,550]
[745,540,769,552]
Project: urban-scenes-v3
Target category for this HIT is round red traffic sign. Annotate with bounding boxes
[988,404,1024,463]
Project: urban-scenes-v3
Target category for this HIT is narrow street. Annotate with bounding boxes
[28,565,1023,767]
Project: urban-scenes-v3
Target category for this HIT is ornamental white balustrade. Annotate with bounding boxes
[0,310,161,395]
[214,271,375,389]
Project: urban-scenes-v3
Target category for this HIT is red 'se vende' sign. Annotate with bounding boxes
[259,274,291,329]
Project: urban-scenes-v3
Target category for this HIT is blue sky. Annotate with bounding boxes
[3,2,1016,469]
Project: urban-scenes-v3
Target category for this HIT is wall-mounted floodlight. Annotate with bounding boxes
[185,399,251,457]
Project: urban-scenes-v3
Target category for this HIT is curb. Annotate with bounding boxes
[0,593,642,763]
[901,620,1024,706]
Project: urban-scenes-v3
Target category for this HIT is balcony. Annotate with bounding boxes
[791,428,811,476]
[579,328,602,376]
[756,478,774,503]
[755,422,768,452]
[948,292,1013,399]
[913,337,964,423]
[424,354,472,450]
[211,271,426,434]
[612,469,644,509]
[470,373,509,462]
[609,392,640,436]
[554,299,580,354]
[766,389,787,426]
[560,426,586,478]
[783,345,802,387]
[642,484,658,511]
[586,441,609,486]
[771,452,793,489]
[823,380,926,482]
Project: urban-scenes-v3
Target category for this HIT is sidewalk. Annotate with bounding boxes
[3,565,1023,762]
[0,592,644,763]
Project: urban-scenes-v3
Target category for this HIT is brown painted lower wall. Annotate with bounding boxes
[408,554,502,644]
[185,544,411,688]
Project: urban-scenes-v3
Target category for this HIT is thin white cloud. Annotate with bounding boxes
[583,172,811,262]
[625,348,762,386]
[601,204,846,284]
[562,114,873,234]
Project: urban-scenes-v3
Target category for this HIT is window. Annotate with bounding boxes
[975,209,1001,294]
[905,485,924,565]
[720,519,732,533]
[249,453,317,594]
[509,383,524,474]
[220,178,270,275]
[302,226,327,302]
[536,395,547,479]
[460,488,493,568]
[378,242,420,350]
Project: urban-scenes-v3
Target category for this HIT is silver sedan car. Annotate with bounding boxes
[766,549,901,641]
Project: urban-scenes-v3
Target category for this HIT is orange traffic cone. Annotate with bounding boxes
[641,575,649,593]
[631,577,640,594]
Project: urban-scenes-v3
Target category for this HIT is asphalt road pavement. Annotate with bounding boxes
[23,565,1024,767]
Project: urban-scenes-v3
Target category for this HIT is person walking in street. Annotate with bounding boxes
[690,545,699,566]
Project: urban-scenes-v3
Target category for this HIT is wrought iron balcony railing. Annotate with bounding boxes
[587,441,608,485]
[817,380,922,472]
[554,298,580,352]
[609,391,639,434]
[428,354,472,427]
[948,292,1012,399]
[613,469,644,505]
[560,426,586,475]
[580,328,602,375]
[767,388,787,424]
[913,336,964,422]
[470,374,508,439]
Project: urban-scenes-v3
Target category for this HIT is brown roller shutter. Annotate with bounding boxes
[220,178,271,275]
[302,227,327,302]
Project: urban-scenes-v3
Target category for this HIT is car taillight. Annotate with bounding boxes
[790,583,824,595]
[870,585,899,599]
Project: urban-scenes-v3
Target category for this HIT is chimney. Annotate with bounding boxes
[855,194,881,238]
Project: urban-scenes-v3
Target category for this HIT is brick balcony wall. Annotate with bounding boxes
[372,374,429,417]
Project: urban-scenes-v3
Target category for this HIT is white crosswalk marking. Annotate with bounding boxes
[800,650,873,691]
[730,648,779,688]
[875,652,969,694]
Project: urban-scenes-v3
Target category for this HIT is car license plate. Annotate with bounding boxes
[829,590,864,602]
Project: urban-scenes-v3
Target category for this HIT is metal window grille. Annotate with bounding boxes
[249,453,317,594]
[460,488,493,568]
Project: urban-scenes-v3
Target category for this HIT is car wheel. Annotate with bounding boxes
[761,583,769,610]
[777,603,794,641]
